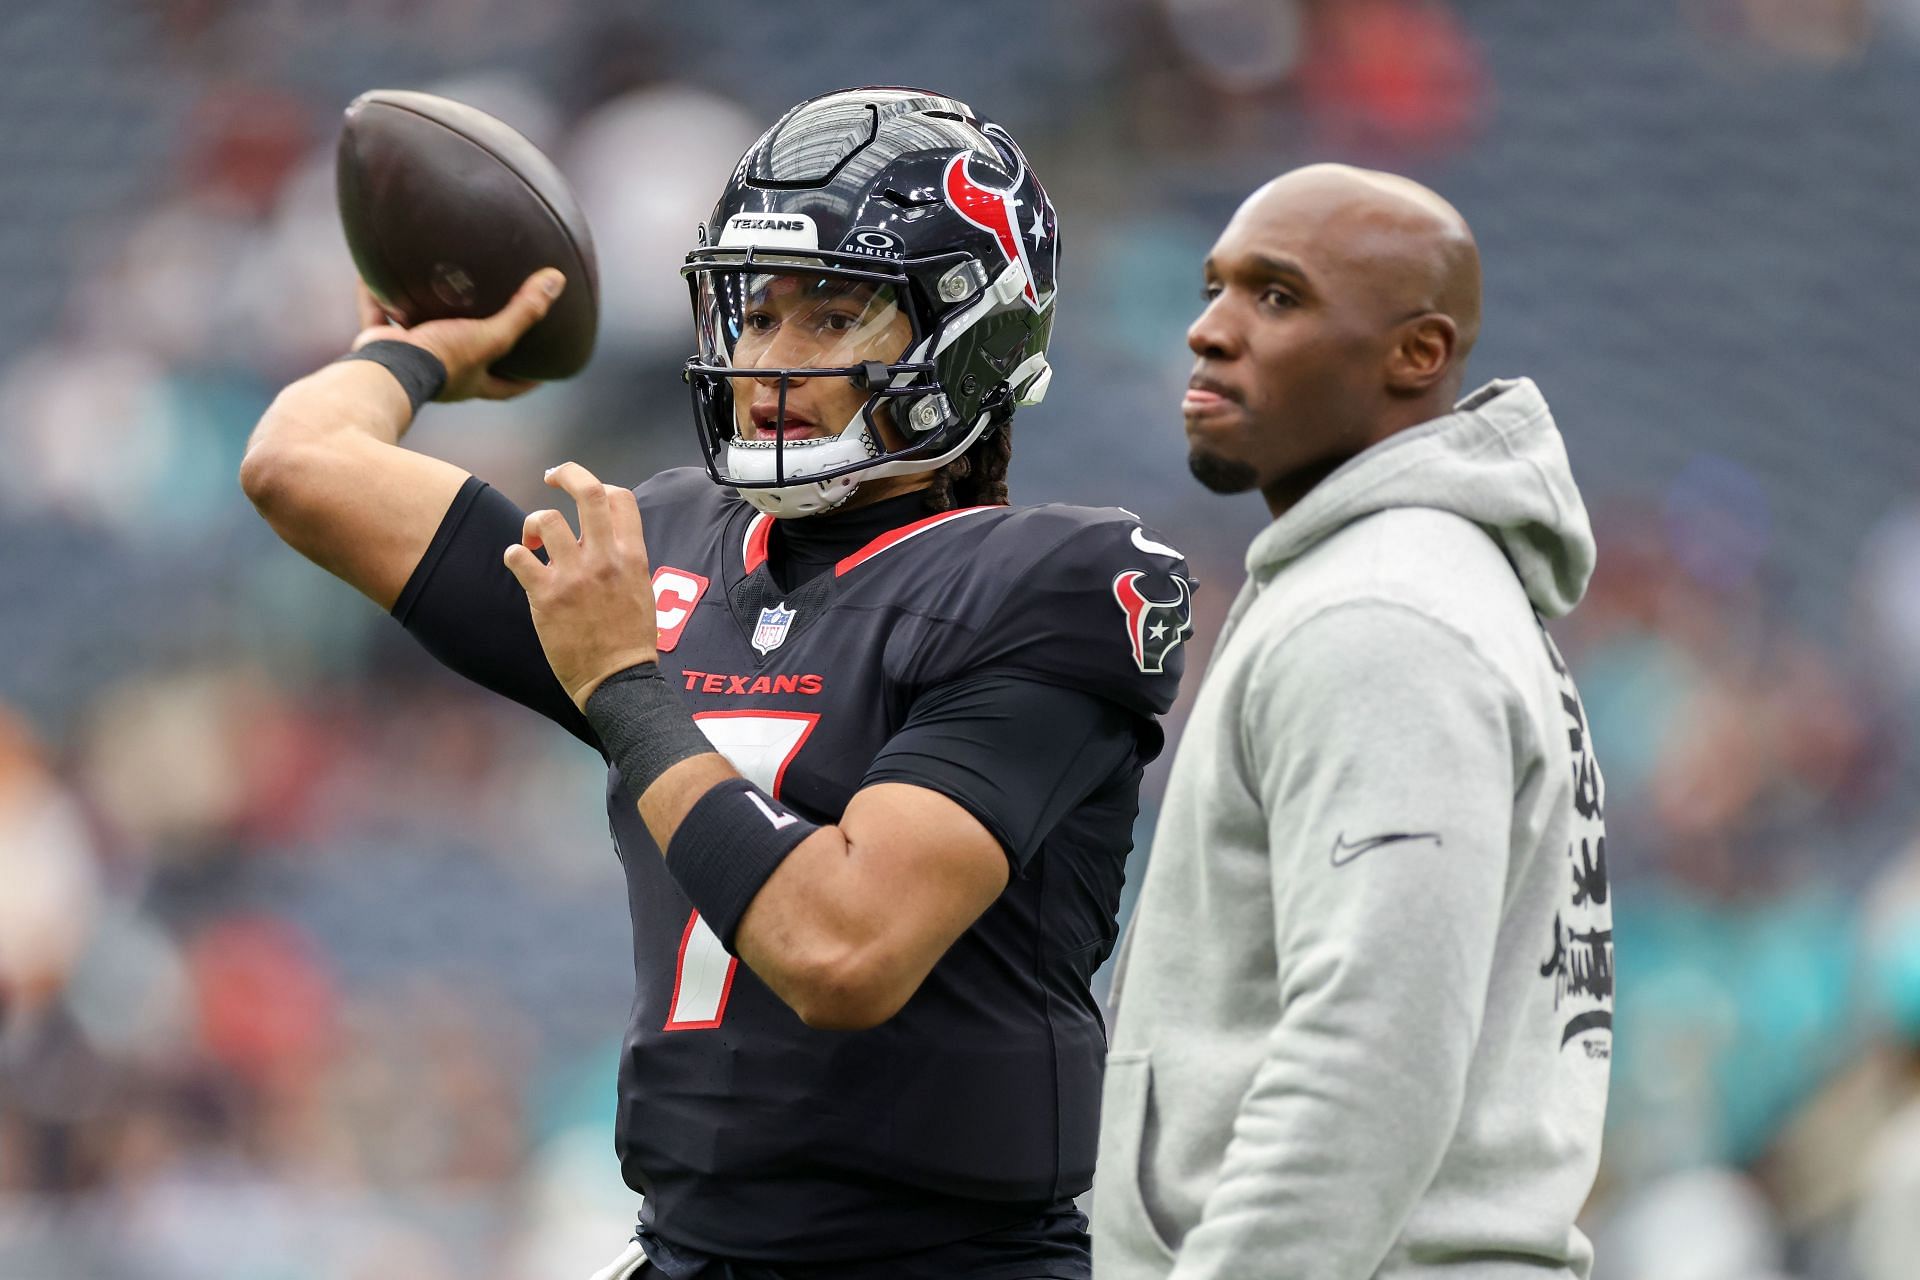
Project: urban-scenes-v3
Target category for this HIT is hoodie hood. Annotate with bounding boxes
[1244,377,1595,618]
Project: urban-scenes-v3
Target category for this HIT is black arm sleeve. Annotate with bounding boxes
[860,671,1141,873]
[391,476,597,748]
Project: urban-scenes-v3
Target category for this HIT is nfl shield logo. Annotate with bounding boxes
[752,602,796,655]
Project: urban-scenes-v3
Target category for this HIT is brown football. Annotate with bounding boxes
[336,90,600,381]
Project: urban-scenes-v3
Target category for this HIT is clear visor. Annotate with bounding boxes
[694,264,911,441]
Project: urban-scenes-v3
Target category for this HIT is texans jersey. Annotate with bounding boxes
[394,467,1194,1263]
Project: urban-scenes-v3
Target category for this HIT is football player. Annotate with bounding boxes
[241,86,1194,1280]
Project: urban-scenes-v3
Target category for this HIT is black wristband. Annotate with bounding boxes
[336,339,448,413]
[585,662,719,798]
[666,777,817,951]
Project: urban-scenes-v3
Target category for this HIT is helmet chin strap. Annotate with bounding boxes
[727,400,997,519]
[733,464,861,518]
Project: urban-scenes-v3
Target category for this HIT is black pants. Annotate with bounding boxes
[632,1265,1085,1280]
[631,1199,1092,1280]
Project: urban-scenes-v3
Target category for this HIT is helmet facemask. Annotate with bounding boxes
[683,246,1026,517]
[684,258,927,516]
[681,88,1061,517]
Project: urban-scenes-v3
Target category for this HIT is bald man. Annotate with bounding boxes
[1092,166,1613,1279]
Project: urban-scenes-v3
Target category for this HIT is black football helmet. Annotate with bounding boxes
[681,86,1058,516]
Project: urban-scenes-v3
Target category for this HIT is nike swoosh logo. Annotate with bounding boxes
[1330,830,1443,867]
[1131,527,1183,559]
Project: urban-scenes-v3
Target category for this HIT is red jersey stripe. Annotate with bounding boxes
[741,512,775,574]
[834,506,999,577]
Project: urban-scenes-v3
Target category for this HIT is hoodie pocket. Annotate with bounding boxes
[1093,1050,1177,1268]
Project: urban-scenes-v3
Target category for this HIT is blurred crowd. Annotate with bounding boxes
[1,1,1917,1277]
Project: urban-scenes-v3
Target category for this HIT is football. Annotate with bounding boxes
[336,89,600,381]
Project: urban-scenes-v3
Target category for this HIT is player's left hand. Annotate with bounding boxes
[504,461,659,711]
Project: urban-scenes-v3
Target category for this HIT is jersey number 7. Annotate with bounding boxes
[662,710,819,1031]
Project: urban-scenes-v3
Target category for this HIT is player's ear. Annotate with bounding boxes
[1384,313,1457,395]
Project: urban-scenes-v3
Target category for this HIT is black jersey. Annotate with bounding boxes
[394,468,1193,1264]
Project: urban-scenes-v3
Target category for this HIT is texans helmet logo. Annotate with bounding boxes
[1112,569,1194,675]
[942,150,1051,311]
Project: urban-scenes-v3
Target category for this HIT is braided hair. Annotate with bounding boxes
[922,410,1013,512]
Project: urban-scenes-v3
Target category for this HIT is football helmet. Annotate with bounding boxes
[682,86,1058,517]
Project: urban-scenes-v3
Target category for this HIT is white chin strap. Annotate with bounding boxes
[725,407,996,518]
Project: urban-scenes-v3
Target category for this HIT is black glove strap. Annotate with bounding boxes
[336,339,448,413]
[586,662,818,951]
[585,662,721,799]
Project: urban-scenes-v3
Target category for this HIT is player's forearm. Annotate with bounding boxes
[636,759,932,1030]
[247,360,417,458]
[240,363,418,524]
[240,362,470,610]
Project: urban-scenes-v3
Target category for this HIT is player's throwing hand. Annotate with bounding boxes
[350,269,565,403]
[503,460,660,710]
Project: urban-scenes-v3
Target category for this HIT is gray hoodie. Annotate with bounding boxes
[1094,379,1612,1280]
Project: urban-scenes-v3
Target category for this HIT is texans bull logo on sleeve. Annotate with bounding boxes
[1112,570,1193,675]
